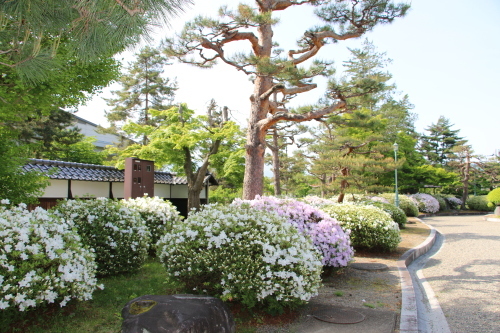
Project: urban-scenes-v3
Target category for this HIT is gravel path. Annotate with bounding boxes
[419,216,500,333]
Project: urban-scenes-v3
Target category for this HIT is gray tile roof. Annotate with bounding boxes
[24,159,189,185]
[24,159,217,185]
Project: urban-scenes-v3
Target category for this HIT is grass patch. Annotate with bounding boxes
[5,257,182,333]
[334,291,344,297]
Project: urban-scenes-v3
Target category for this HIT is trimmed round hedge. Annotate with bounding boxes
[466,195,490,211]
[157,203,322,315]
[0,203,99,314]
[487,188,500,206]
[53,198,150,276]
[380,193,419,217]
[322,203,401,252]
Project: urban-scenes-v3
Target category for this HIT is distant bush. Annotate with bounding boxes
[233,196,353,268]
[322,203,401,252]
[444,196,462,210]
[301,196,338,208]
[0,202,99,315]
[432,195,448,211]
[122,196,182,252]
[157,203,322,315]
[54,198,150,276]
[487,188,500,207]
[466,195,490,211]
[410,193,440,214]
[380,193,419,217]
[366,201,407,228]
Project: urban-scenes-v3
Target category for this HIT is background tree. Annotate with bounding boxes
[105,102,241,211]
[5,108,105,164]
[0,46,120,124]
[0,0,190,84]
[163,0,410,199]
[265,123,308,196]
[104,46,178,145]
[419,116,467,168]
[0,130,49,205]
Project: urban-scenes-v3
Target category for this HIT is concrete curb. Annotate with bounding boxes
[397,219,437,333]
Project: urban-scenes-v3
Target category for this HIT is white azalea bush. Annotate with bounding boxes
[233,196,353,268]
[157,203,323,314]
[410,193,440,214]
[322,203,401,252]
[121,196,182,252]
[0,202,100,315]
[53,198,150,276]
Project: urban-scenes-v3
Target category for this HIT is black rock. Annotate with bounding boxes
[121,294,235,333]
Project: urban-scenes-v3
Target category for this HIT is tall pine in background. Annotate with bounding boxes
[104,46,178,145]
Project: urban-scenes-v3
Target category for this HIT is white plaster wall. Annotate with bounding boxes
[112,182,125,198]
[171,185,188,198]
[72,181,109,198]
[154,184,170,198]
[43,179,68,198]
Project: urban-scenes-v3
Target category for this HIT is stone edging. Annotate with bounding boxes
[397,219,437,333]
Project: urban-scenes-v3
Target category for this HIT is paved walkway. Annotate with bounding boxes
[415,216,500,333]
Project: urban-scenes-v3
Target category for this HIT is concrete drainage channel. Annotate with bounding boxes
[397,218,445,333]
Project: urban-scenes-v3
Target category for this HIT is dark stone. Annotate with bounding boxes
[350,262,389,271]
[121,294,235,333]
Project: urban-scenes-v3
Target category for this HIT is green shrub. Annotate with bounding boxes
[157,203,322,315]
[380,193,419,217]
[487,188,500,206]
[121,196,182,252]
[0,202,100,321]
[466,195,490,211]
[366,201,407,228]
[432,195,448,211]
[322,203,401,252]
[53,198,150,276]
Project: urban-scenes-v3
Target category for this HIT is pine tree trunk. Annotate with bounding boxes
[242,11,274,200]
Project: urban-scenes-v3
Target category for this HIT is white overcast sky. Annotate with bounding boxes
[77,0,500,157]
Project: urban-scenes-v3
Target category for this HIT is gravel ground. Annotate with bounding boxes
[419,216,500,333]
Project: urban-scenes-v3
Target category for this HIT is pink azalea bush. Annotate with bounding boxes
[410,193,440,214]
[233,196,353,267]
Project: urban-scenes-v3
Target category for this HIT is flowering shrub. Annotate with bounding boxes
[157,203,322,314]
[445,196,462,210]
[53,198,150,276]
[300,196,337,208]
[366,201,407,228]
[466,195,490,211]
[369,196,390,204]
[380,193,419,217]
[0,202,100,313]
[410,193,440,214]
[322,203,401,252]
[233,196,353,267]
[121,197,182,252]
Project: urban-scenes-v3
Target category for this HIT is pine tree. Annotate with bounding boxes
[104,46,178,145]
[419,116,467,168]
[163,0,410,199]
